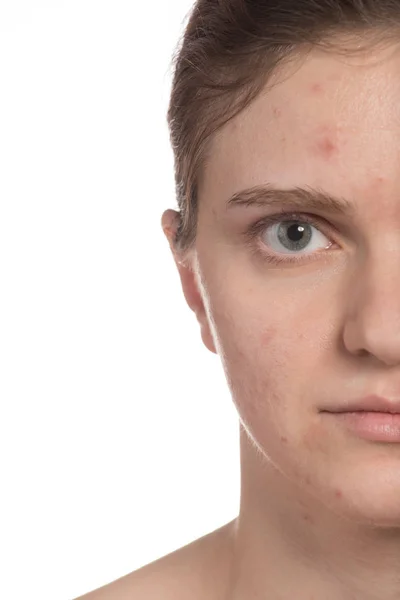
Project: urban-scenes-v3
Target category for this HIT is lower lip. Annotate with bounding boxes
[324,411,400,442]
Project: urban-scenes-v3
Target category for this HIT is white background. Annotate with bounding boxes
[0,2,240,598]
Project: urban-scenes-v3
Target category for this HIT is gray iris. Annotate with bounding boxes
[277,221,312,251]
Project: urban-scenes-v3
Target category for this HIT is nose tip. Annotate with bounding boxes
[343,305,400,368]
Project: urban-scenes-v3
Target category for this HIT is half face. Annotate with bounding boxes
[165,40,400,524]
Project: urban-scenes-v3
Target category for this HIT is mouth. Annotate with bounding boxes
[322,394,400,415]
[322,410,400,443]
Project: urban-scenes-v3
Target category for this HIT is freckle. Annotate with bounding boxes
[280,436,288,443]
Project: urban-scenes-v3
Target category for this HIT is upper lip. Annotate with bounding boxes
[323,395,400,414]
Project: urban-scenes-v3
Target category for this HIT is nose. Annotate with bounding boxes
[342,255,400,367]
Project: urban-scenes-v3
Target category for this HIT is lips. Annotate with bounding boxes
[322,394,400,414]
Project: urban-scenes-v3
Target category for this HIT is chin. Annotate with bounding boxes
[325,469,400,529]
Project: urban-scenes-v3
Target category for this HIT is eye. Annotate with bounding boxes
[245,212,336,266]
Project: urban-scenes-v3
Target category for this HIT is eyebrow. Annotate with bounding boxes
[226,183,356,217]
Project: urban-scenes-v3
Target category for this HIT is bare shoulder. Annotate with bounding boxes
[74,518,236,600]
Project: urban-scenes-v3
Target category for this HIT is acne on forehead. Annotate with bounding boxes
[310,82,324,94]
[272,82,341,162]
[202,49,400,212]
[273,104,340,163]
[311,124,339,162]
[272,82,339,161]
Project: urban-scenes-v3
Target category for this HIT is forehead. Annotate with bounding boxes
[199,44,400,217]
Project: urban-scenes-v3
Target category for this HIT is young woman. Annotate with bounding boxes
[78,1,400,598]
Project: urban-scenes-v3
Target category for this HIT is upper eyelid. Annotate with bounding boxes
[245,211,337,242]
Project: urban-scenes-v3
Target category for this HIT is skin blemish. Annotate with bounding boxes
[273,106,282,117]
[371,175,385,188]
[314,136,337,160]
[280,436,288,443]
[309,123,340,161]
[260,327,277,347]
[302,513,313,524]
[310,83,324,94]
[335,489,343,499]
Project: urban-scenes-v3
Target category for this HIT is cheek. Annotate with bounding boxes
[213,309,324,447]
[215,316,291,422]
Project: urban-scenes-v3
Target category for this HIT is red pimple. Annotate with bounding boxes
[310,83,324,94]
[310,123,339,161]
[335,489,343,499]
[260,327,277,347]
[316,136,337,159]
[373,176,385,186]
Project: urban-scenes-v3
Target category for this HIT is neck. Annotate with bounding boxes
[226,426,400,600]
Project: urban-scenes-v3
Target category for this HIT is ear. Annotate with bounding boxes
[161,209,217,355]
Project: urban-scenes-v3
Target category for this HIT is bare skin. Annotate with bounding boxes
[76,38,400,599]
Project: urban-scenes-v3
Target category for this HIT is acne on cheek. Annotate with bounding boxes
[260,326,277,347]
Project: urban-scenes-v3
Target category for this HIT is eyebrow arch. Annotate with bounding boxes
[226,183,356,217]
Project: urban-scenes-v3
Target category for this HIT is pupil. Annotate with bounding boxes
[277,222,311,251]
[288,224,304,242]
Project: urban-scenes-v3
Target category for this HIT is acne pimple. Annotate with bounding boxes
[260,327,277,347]
[309,123,340,161]
[273,106,282,117]
[280,436,288,443]
[315,136,337,160]
[372,175,385,186]
[335,489,343,499]
[310,83,323,94]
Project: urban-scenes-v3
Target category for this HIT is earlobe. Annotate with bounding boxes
[161,209,200,312]
[200,320,218,355]
[175,255,218,355]
[161,209,217,355]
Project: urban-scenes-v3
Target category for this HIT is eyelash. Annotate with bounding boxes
[244,210,337,266]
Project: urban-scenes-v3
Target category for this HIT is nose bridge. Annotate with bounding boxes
[343,242,400,366]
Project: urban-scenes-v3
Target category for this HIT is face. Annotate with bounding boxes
[163,41,400,526]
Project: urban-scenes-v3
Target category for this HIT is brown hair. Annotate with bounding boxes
[167,0,400,257]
